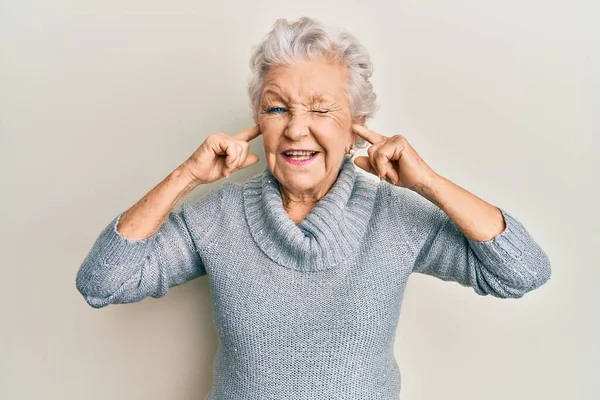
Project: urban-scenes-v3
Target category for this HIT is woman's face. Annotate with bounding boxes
[258,57,357,197]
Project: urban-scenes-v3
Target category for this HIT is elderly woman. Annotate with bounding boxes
[76,17,551,400]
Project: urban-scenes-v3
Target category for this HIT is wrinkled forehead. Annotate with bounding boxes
[261,85,338,105]
[260,62,348,104]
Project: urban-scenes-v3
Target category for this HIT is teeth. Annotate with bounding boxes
[290,156,312,160]
[284,150,317,162]
[285,151,316,156]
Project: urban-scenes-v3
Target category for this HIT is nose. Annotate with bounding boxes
[283,112,311,141]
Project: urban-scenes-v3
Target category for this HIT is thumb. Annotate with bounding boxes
[354,156,376,175]
[240,153,260,168]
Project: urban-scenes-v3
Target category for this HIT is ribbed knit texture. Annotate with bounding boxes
[76,158,552,399]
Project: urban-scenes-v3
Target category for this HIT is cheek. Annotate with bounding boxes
[312,118,351,149]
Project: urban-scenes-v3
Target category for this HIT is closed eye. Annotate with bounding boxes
[312,110,329,114]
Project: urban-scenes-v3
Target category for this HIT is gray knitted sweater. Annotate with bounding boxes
[76,158,551,399]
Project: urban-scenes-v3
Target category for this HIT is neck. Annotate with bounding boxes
[282,201,315,225]
[242,157,380,272]
[278,170,341,224]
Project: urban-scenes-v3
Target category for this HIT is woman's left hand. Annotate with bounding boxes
[352,124,439,190]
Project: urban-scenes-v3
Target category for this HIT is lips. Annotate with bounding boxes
[282,150,319,156]
[281,150,319,166]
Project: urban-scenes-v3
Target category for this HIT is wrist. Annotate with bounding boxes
[173,164,202,191]
[409,172,443,205]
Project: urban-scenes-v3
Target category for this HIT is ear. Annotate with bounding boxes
[350,117,367,145]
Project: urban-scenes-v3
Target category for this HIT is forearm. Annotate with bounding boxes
[410,174,505,242]
[117,165,199,240]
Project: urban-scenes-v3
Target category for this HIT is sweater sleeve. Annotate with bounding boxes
[386,183,552,298]
[75,186,224,309]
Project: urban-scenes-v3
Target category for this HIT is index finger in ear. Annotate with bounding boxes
[233,125,262,142]
[352,124,386,144]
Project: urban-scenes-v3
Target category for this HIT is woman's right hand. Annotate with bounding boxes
[181,125,262,184]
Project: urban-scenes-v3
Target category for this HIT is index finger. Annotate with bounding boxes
[233,125,262,142]
[352,124,386,144]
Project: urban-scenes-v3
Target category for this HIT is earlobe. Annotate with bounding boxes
[345,142,357,158]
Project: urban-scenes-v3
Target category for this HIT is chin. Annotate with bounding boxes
[279,174,322,192]
[269,153,342,193]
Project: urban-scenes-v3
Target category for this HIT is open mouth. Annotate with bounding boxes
[281,150,319,165]
[282,150,318,160]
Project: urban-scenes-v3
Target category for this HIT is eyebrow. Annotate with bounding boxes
[261,87,335,104]
[262,88,288,102]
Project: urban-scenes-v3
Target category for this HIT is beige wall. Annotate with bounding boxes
[2,1,597,399]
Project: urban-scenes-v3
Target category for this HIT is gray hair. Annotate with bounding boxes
[247,17,379,149]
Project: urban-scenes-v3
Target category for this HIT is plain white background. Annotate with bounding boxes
[1,1,598,399]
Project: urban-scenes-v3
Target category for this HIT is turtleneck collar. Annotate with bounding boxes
[242,158,379,272]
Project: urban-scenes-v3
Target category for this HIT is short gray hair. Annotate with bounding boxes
[247,17,378,149]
